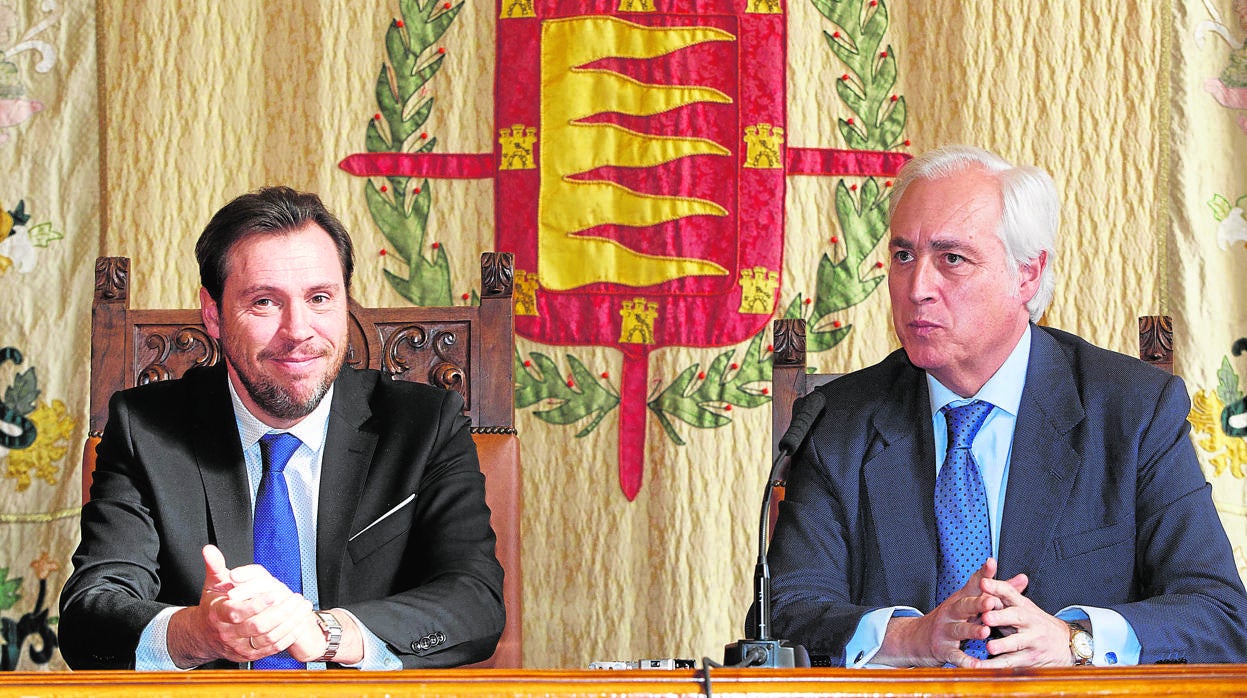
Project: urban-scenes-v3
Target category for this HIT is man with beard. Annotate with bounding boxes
[60,187,505,670]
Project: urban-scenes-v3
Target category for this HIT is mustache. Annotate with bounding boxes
[257,341,332,362]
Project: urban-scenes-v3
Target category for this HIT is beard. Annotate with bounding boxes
[222,334,347,422]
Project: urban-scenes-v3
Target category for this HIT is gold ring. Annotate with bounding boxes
[248,636,258,650]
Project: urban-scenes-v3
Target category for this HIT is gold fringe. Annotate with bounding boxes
[0,507,81,523]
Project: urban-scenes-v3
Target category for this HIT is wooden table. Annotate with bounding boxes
[4,666,1247,697]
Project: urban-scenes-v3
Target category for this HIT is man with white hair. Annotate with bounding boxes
[767,145,1247,668]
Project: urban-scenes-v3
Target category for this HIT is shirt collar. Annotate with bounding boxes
[226,375,335,453]
[927,324,1031,417]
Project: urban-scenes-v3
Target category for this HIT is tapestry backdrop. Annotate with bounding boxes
[0,0,1240,671]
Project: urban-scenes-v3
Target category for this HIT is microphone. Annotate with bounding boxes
[724,391,826,668]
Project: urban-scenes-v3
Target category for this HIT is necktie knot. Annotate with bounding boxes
[259,432,301,474]
[943,400,993,450]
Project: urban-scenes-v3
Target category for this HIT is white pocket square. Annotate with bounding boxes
[348,493,415,542]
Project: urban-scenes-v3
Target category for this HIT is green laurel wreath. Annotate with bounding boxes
[647,331,771,445]
[785,0,903,352]
[515,352,620,437]
[365,0,462,306]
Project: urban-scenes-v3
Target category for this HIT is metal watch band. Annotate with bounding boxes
[314,610,342,662]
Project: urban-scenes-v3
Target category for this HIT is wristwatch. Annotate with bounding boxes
[314,610,342,662]
[1068,622,1094,666]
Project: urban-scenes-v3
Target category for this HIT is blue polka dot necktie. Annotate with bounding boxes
[935,400,993,659]
[253,432,305,670]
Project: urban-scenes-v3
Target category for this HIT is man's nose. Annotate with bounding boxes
[279,302,315,340]
[907,258,938,302]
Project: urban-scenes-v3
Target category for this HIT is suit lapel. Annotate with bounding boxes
[316,369,378,608]
[863,365,942,609]
[189,366,253,569]
[996,328,1085,580]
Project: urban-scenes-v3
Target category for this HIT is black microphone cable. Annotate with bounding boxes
[698,656,716,698]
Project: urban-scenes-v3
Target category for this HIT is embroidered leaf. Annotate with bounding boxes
[815,0,904,150]
[401,0,463,48]
[3,366,38,416]
[784,0,903,356]
[787,178,887,352]
[25,222,61,248]
[1218,355,1243,408]
[366,2,461,306]
[1209,194,1233,223]
[367,181,452,306]
[647,330,772,445]
[0,568,20,611]
[515,351,619,437]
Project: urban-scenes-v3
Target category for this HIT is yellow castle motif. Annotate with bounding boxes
[514,269,540,316]
[744,123,784,169]
[619,0,656,11]
[619,298,659,344]
[738,266,779,314]
[499,124,538,170]
[745,0,782,14]
[500,0,535,19]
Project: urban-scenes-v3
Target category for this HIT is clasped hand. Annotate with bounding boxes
[877,558,1073,668]
[167,545,327,668]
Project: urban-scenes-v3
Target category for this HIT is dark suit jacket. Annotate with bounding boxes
[769,325,1247,665]
[60,364,505,669]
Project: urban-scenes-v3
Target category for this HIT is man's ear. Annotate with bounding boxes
[200,287,222,340]
[1017,250,1047,303]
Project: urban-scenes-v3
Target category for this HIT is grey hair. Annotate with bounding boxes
[887,145,1059,322]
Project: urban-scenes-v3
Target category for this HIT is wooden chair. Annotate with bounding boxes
[771,315,1176,462]
[84,252,522,668]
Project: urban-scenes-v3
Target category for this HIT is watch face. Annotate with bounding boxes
[1072,630,1094,658]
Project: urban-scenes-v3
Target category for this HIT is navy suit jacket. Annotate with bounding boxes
[769,325,1247,665]
[60,364,505,669]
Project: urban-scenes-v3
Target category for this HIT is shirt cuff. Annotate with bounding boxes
[136,607,189,671]
[1057,606,1140,666]
[845,606,922,667]
[335,608,403,670]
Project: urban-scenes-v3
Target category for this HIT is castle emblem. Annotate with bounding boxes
[499,124,537,170]
[738,266,779,314]
[743,123,784,168]
[619,298,658,344]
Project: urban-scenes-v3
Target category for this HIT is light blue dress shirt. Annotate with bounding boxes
[844,326,1141,667]
[135,382,402,670]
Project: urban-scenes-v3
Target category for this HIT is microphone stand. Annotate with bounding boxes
[723,392,824,668]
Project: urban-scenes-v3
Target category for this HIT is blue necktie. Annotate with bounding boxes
[935,400,993,660]
[253,432,304,670]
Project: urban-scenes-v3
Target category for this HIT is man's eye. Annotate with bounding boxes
[944,253,964,265]
[254,298,273,307]
[310,294,329,304]
[893,250,913,263]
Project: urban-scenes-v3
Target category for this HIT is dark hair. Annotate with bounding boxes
[195,186,355,302]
